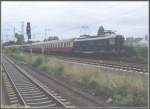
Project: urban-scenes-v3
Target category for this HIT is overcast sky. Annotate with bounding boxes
[2,1,148,42]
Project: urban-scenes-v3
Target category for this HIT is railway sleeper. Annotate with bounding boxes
[27,100,53,106]
[21,91,43,96]
[33,103,56,108]
[26,97,49,102]
[24,94,46,99]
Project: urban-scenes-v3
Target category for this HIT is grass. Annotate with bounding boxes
[6,49,148,107]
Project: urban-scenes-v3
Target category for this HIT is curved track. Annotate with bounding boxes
[2,56,74,108]
[51,55,148,74]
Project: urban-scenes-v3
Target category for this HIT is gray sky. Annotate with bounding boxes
[2,1,148,42]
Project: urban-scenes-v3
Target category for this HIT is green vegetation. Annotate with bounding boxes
[33,56,43,67]
[15,33,25,45]
[124,46,148,64]
[6,48,148,107]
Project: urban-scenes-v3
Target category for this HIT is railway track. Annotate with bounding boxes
[51,55,148,74]
[21,52,148,74]
[2,56,74,108]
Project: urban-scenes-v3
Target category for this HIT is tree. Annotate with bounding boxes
[3,40,16,46]
[97,26,105,36]
[15,33,24,44]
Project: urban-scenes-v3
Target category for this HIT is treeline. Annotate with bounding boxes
[124,46,148,64]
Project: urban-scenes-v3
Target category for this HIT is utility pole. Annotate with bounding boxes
[14,27,16,41]
[45,28,51,41]
[21,21,24,37]
[45,29,47,41]
[20,21,24,56]
[5,34,8,42]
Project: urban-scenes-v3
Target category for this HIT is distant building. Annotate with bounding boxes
[134,37,143,42]
[125,37,148,47]
[124,37,134,46]
[145,34,148,41]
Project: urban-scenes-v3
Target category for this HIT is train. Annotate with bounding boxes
[4,26,126,58]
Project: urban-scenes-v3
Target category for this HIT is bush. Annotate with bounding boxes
[113,94,134,106]
[88,79,99,89]
[51,65,64,76]
[33,56,43,67]
[113,94,147,107]
[126,46,136,56]
[79,76,90,88]
[135,47,148,64]
[125,46,148,64]
[95,85,112,97]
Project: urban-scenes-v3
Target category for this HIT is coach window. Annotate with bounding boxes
[67,42,69,47]
[58,43,60,48]
[64,42,66,48]
[70,42,72,47]
[66,42,67,47]
[54,43,55,48]
[68,42,70,47]
[61,43,62,48]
